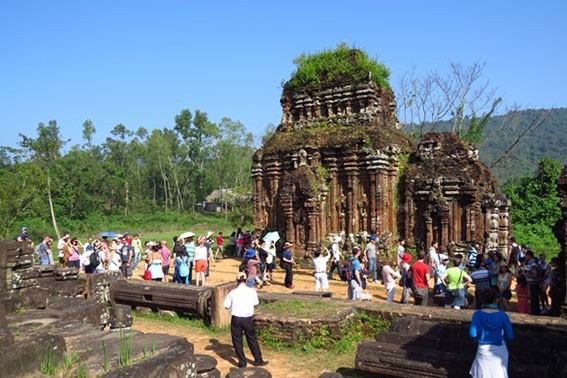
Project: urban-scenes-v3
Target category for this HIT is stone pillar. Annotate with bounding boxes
[403,187,414,241]
[388,169,397,233]
[440,206,450,248]
[251,160,264,233]
[346,172,356,236]
[370,174,378,233]
[498,203,511,256]
[320,188,328,243]
[306,199,318,251]
[376,172,385,232]
[282,200,295,245]
[425,215,433,250]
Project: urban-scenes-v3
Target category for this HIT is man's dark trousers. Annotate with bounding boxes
[231,315,262,367]
[529,282,541,315]
[283,262,293,287]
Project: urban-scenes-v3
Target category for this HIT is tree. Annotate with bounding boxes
[261,123,277,145]
[82,119,96,147]
[397,61,548,171]
[18,121,69,239]
[174,108,220,205]
[398,61,499,140]
[504,157,562,256]
[203,117,254,214]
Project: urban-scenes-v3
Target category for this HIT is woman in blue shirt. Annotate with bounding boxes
[281,242,295,288]
[469,287,514,378]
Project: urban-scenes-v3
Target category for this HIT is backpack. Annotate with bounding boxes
[33,244,42,260]
[89,251,100,267]
[340,258,354,281]
[509,245,521,264]
[179,256,189,277]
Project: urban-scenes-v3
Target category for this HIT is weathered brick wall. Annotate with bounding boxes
[255,306,355,344]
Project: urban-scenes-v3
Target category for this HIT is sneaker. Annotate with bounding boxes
[254,360,269,367]
[373,280,380,283]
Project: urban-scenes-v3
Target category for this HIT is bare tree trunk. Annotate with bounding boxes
[490,110,550,169]
[47,176,61,240]
[162,173,168,212]
[168,156,184,211]
[125,181,129,216]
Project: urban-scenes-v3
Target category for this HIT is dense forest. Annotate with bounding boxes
[0,110,255,240]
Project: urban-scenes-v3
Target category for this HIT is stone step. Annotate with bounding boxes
[356,340,548,378]
[389,317,469,339]
[375,331,476,355]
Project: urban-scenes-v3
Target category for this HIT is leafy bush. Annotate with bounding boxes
[504,157,562,258]
[284,43,391,91]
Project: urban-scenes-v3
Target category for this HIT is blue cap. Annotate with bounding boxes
[245,249,256,258]
[369,235,376,241]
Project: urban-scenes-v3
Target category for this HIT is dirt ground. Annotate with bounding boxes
[130,256,517,377]
[131,256,397,377]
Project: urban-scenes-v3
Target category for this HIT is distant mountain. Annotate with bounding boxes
[480,108,566,184]
[406,108,567,185]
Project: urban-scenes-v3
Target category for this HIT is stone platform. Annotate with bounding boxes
[3,296,197,377]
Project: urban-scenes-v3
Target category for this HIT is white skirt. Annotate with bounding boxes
[470,343,509,378]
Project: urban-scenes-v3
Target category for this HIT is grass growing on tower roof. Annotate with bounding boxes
[284,43,391,92]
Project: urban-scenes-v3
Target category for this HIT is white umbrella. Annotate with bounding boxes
[179,231,195,240]
[262,231,280,244]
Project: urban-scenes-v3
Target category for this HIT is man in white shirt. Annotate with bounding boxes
[312,248,330,292]
[328,236,343,280]
[397,239,406,268]
[428,241,440,272]
[365,235,379,283]
[224,273,268,368]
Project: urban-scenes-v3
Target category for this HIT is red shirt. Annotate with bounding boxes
[217,235,223,246]
[411,260,430,288]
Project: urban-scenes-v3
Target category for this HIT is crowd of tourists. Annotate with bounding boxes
[30,229,143,278]
[329,234,564,316]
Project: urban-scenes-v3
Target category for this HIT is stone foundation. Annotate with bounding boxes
[255,305,355,345]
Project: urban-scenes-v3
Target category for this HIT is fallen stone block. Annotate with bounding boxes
[195,353,218,373]
[318,373,344,378]
[292,290,333,298]
[109,303,133,330]
[0,303,14,346]
[86,271,124,303]
[0,287,49,312]
[197,368,220,378]
[0,333,66,377]
[226,367,272,378]
[48,297,107,327]
[54,267,79,280]
[103,336,196,378]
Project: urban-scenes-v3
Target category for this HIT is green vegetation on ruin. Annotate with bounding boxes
[284,43,391,92]
[259,299,348,318]
[257,309,390,355]
[262,124,413,156]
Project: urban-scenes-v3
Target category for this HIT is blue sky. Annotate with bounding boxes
[1,1,565,149]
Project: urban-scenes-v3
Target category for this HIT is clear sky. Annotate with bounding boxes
[1,1,565,149]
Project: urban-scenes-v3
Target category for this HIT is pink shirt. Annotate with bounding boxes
[68,246,81,261]
[159,247,171,267]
